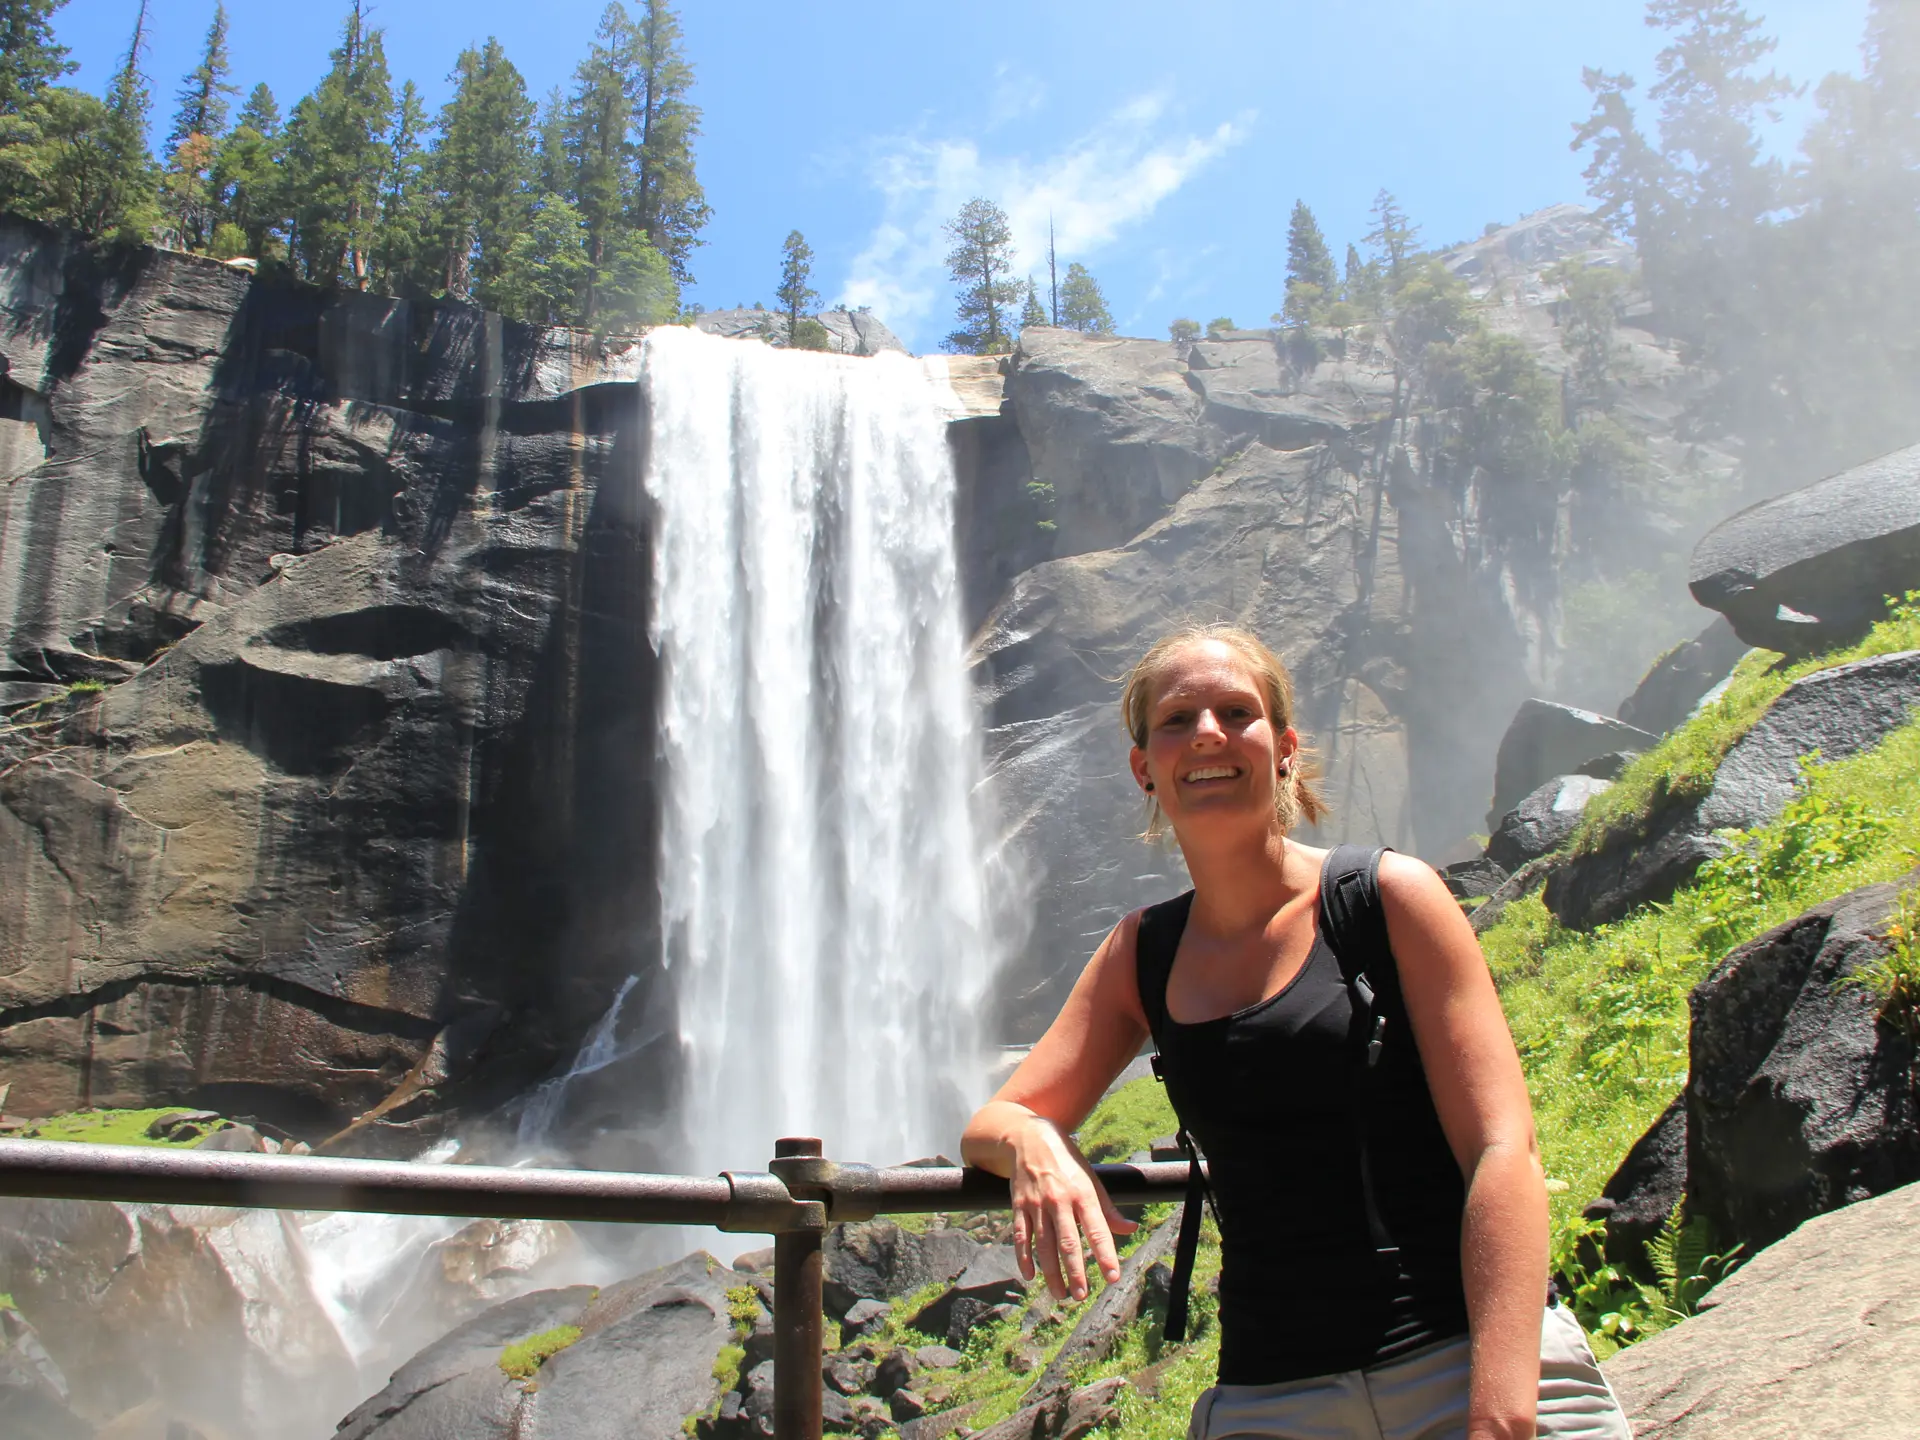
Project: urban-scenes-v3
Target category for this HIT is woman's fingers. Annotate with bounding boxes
[1075,1192,1124,1288]
[1012,1209,1036,1283]
[1033,1206,1068,1298]
[1052,1197,1089,1300]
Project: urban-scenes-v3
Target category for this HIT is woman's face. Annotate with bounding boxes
[1129,639,1298,838]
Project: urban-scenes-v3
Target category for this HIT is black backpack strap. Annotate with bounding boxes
[1132,892,1216,1343]
[1317,844,1399,1259]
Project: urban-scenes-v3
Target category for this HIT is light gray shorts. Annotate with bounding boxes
[1188,1303,1633,1440]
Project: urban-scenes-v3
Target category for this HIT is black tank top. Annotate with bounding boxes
[1135,855,1470,1384]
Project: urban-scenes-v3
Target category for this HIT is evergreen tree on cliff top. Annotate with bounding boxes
[284,2,393,287]
[778,229,832,349]
[161,3,236,250]
[1060,261,1114,334]
[1020,278,1047,330]
[369,80,431,294]
[1282,199,1336,327]
[432,38,536,304]
[943,196,1020,354]
[0,0,74,115]
[559,4,679,328]
[629,0,709,283]
[211,84,284,258]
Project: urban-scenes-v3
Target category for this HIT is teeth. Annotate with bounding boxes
[1185,767,1237,781]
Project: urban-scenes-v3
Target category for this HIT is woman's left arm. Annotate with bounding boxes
[1377,852,1547,1440]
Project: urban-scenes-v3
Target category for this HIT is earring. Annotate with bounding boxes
[1278,761,1292,778]
[1144,782,1155,793]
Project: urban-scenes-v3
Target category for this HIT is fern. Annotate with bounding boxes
[1645,1202,1743,1322]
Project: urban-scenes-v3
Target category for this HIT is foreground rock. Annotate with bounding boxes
[0,1196,359,1438]
[1688,871,1920,1250]
[1689,442,1920,655]
[822,1220,984,1321]
[337,1252,748,1440]
[1545,650,1920,929]
[1606,1180,1920,1438]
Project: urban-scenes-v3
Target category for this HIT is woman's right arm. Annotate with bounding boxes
[961,912,1154,1301]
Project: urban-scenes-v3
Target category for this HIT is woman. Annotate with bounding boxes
[961,626,1631,1440]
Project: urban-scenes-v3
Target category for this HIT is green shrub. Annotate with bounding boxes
[499,1325,582,1382]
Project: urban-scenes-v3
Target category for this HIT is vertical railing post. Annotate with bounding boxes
[770,1136,826,1440]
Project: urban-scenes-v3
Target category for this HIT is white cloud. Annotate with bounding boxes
[839,95,1250,347]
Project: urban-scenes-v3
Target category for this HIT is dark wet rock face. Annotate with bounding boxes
[1585,1094,1687,1272]
[1689,442,1920,655]
[0,223,668,1154]
[1686,875,1920,1251]
[1486,774,1613,873]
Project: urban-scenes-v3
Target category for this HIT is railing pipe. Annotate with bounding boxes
[0,1136,1203,1440]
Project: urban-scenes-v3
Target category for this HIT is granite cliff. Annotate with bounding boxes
[0,205,1729,1129]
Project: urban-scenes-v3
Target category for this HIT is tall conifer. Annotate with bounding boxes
[0,0,74,113]
[284,3,393,286]
[432,38,535,303]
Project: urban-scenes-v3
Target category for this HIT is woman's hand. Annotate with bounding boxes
[959,913,1153,1301]
[1004,1108,1136,1301]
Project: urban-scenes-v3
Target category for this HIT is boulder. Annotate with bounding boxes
[1487,700,1654,831]
[968,1377,1130,1440]
[336,1252,751,1440]
[821,1220,982,1320]
[1485,774,1612,873]
[1605,1180,1920,1438]
[0,1302,89,1440]
[1583,1094,1687,1272]
[1687,873,1920,1251]
[1547,650,1920,929]
[838,1298,890,1346]
[0,1197,359,1438]
[1689,442,1920,655]
[1440,853,1509,901]
[906,1248,1025,1339]
[1616,617,1751,736]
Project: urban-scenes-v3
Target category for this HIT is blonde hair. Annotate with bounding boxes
[1120,624,1329,840]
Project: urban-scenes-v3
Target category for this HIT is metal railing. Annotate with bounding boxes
[0,1134,1196,1440]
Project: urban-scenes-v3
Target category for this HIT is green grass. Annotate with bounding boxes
[499,1325,582,1382]
[17,1107,232,1148]
[1076,1078,1180,1162]
[1487,713,1920,1330]
[1570,592,1920,855]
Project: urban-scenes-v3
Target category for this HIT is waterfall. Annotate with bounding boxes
[641,325,994,1174]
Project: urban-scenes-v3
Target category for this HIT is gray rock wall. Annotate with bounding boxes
[0,222,669,1155]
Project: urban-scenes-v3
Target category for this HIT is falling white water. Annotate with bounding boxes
[516,974,641,1147]
[641,325,994,1174]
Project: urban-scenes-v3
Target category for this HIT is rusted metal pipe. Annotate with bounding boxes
[0,1137,767,1227]
[769,1137,828,1440]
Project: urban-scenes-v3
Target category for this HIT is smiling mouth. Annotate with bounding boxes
[1182,766,1241,783]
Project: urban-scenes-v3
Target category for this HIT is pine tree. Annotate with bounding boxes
[562,5,639,321]
[83,0,158,241]
[1168,317,1199,342]
[494,193,590,324]
[370,81,432,295]
[212,84,284,256]
[776,229,820,345]
[1364,189,1419,279]
[0,0,74,114]
[433,38,535,304]
[1283,199,1337,327]
[1060,261,1114,334]
[943,196,1020,354]
[629,0,709,282]
[161,3,236,250]
[283,3,393,286]
[1021,278,1047,329]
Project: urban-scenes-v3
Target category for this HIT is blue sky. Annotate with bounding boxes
[54,0,1868,350]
